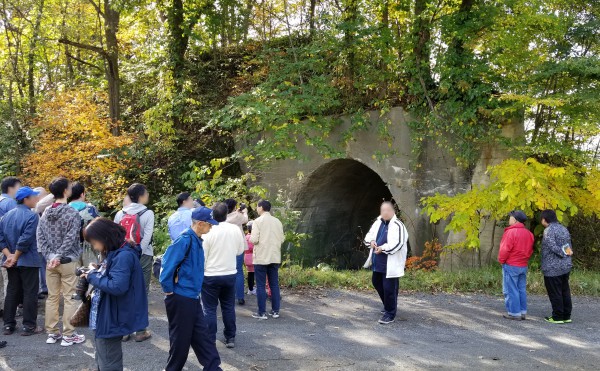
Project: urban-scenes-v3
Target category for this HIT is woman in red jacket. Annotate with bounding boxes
[498,211,535,320]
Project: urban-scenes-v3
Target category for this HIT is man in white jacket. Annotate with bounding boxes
[363,201,409,324]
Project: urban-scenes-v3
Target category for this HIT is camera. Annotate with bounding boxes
[72,267,91,301]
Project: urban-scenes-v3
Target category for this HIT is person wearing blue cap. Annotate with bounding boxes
[160,206,222,371]
[0,186,43,336]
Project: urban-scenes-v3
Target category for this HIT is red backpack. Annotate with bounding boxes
[120,209,148,245]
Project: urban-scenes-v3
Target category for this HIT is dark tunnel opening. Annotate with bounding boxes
[292,159,393,269]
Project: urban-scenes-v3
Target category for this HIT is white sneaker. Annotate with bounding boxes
[61,332,86,346]
[46,333,62,344]
[247,289,257,295]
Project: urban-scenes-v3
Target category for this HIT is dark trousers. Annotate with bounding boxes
[4,266,39,330]
[247,272,255,291]
[165,293,221,371]
[372,271,399,318]
[255,264,281,314]
[201,274,237,342]
[95,335,123,371]
[39,253,48,293]
[544,273,572,321]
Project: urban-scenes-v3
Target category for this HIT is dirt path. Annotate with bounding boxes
[1,286,598,370]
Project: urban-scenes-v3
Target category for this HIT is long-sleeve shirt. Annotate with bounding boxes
[114,203,155,256]
[37,203,82,262]
[250,212,285,265]
[541,222,573,277]
[0,204,42,267]
[168,207,192,242]
[203,222,246,276]
[0,193,17,218]
[498,222,534,267]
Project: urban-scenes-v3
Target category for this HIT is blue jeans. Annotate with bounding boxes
[255,264,281,315]
[235,254,245,300]
[201,274,237,342]
[503,264,528,317]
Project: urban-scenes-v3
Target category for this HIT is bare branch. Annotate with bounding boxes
[66,52,103,71]
[58,38,107,57]
[86,0,104,18]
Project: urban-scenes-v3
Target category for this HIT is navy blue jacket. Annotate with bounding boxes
[0,204,42,267]
[159,228,205,299]
[86,245,149,338]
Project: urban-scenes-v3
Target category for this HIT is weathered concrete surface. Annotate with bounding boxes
[258,106,519,269]
[2,286,598,370]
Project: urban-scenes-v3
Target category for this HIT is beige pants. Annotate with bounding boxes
[45,261,78,336]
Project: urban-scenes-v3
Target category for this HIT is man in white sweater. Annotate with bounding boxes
[201,203,245,349]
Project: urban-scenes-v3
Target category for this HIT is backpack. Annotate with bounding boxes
[120,209,148,245]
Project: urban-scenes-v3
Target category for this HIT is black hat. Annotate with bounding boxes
[509,210,527,223]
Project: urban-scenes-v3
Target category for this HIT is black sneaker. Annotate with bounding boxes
[225,338,235,348]
[237,299,245,306]
[252,312,268,320]
[269,310,280,319]
[378,315,395,325]
[3,326,14,335]
[0,340,6,348]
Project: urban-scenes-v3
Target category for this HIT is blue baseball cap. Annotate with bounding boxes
[191,206,218,225]
[15,186,40,201]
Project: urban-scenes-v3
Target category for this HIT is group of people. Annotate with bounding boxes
[160,196,285,370]
[0,173,576,370]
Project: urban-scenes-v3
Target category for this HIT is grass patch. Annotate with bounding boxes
[279,265,600,296]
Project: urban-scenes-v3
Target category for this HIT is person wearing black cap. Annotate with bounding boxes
[498,210,534,320]
[160,206,222,371]
[0,186,43,335]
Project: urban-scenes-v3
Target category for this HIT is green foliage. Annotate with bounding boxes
[279,265,600,296]
[423,158,600,249]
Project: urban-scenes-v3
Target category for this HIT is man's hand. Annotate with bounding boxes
[47,258,61,269]
[3,255,16,268]
[88,263,99,271]
[370,241,377,249]
[164,292,173,296]
[374,247,383,255]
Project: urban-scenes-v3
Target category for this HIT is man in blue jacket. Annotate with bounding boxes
[0,186,43,336]
[160,206,222,371]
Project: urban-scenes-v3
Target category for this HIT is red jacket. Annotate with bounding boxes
[498,223,534,267]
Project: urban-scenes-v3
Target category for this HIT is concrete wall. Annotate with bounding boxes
[254,106,520,270]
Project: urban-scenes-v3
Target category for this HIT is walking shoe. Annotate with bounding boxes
[225,338,235,349]
[238,299,245,306]
[563,319,572,323]
[521,314,527,320]
[503,314,523,321]
[378,315,395,325]
[46,333,62,344]
[3,326,14,335]
[38,292,48,300]
[61,332,86,346]
[247,289,256,295]
[252,312,268,320]
[0,340,6,349]
[134,330,152,342]
[21,326,44,336]
[544,316,565,324]
[268,311,280,319]
[122,334,132,342]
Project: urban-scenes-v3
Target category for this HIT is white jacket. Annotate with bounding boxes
[203,222,246,276]
[363,215,409,278]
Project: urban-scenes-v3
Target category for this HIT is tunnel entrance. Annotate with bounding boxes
[291,159,393,269]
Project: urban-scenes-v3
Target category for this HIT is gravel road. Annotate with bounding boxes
[1,285,598,370]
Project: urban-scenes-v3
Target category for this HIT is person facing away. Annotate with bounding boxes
[68,182,100,266]
[224,198,248,305]
[250,200,285,320]
[114,183,154,342]
[0,187,43,336]
[168,192,194,242]
[540,209,574,324]
[363,201,409,325]
[80,218,148,371]
[37,177,85,346]
[245,222,256,295]
[159,207,222,371]
[497,210,534,321]
[201,202,246,349]
[0,176,21,318]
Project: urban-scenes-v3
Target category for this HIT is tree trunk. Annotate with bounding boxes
[104,0,120,135]
[27,0,45,116]
[309,0,317,36]
[412,0,434,90]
